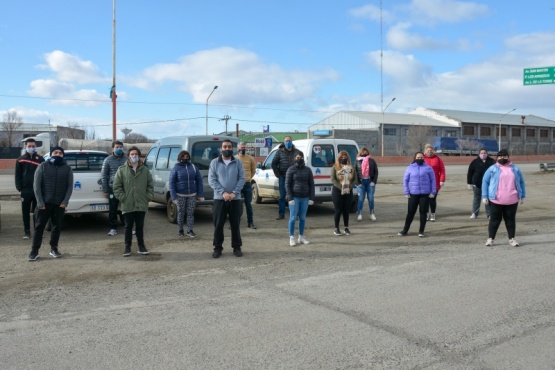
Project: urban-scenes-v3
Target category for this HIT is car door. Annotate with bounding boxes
[253,149,279,198]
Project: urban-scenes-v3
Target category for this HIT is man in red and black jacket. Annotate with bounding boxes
[15,139,44,239]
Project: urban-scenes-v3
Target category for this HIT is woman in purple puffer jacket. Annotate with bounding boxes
[398,152,437,237]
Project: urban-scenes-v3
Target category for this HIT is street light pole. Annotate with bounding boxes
[381,97,396,157]
[498,108,516,151]
[205,85,218,135]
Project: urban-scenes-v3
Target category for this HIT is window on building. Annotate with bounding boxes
[384,128,397,136]
[463,126,474,135]
[445,130,457,137]
[526,128,535,137]
[540,129,548,138]
[496,127,507,137]
[480,127,491,136]
[512,128,521,137]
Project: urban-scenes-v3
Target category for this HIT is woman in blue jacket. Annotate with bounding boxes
[169,150,204,237]
[399,152,437,237]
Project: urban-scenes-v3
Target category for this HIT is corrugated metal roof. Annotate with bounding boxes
[414,108,555,127]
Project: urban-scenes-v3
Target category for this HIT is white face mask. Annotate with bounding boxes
[26,147,36,154]
[129,156,139,163]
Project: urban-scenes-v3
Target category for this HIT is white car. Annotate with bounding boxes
[43,150,110,215]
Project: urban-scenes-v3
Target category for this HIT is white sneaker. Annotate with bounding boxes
[289,236,297,246]
[298,235,310,245]
[107,229,117,236]
[469,213,477,219]
[369,214,377,221]
[509,238,520,247]
[430,213,436,222]
[357,214,362,222]
[485,238,493,247]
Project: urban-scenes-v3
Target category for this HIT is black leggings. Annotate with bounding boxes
[428,191,439,213]
[488,202,518,239]
[332,187,352,229]
[403,194,430,234]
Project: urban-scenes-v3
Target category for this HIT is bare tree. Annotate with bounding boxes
[455,138,481,155]
[405,124,434,154]
[1,109,23,147]
[126,132,150,143]
[63,121,86,139]
[85,126,96,140]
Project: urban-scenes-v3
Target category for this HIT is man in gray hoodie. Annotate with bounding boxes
[208,139,245,258]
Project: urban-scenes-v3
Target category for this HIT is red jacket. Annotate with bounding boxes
[424,154,446,191]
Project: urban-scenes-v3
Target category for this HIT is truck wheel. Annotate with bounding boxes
[167,198,177,224]
[252,182,262,204]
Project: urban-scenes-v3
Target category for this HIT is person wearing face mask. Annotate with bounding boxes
[113,147,154,257]
[169,150,204,238]
[208,139,246,258]
[398,152,436,237]
[285,152,315,246]
[27,146,73,261]
[271,136,301,220]
[15,138,44,240]
[466,148,495,219]
[354,147,379,222]
[236,142,257,229]
[481,149,526,247]
[330,150,358,236]
[101,140,127,236]
[423,144,446,222]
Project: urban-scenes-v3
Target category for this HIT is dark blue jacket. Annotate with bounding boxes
[169,162,204,200]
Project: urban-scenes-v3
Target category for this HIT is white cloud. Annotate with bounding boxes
[28,79,112,106]
[366,50,433,88]
[126,47,340,105]
[387,22,449,50]
[348,4,394,23]
[408,0,489,24]
[37,50,110,84]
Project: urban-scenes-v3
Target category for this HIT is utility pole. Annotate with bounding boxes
[219,115,231,135]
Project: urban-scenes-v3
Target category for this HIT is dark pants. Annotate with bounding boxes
[123,211,146,247]
[472,186,490,216]
[428,191,439,213]
[213,199,242,251]
[108,188,122,229]
[31,204,65,251]
[20,188,37,234]
[278,176,286,217]
[403,194,430,234]
[332,187,353,229]
[488,202,518,239]
[241,182,254,224]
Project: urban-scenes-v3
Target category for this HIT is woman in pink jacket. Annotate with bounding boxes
[423,144,446,222]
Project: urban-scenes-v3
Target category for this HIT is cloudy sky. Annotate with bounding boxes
[1,0,554,140]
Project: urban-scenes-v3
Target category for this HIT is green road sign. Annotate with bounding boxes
[523,66,555,85]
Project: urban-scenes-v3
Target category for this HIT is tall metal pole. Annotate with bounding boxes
[498,108,516,151]
[380,0,383,114]
[111,0,117,142]
[381,97,396,157]
[205,85,218,135]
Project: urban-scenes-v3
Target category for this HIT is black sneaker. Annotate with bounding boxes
[344,228,351,236]
[178,230,185,237]
[248,223,257,229]
[233,249,243,257]
[123,245,131,257]
[23,232,30,240]
[333,228,342,236]
[138,245,149,255]
[212,249,222,258]
[186,230,197,238]
[49,248,62,258]
[276,215,284,220]
[397,231,407,236]
[27,250,39,261]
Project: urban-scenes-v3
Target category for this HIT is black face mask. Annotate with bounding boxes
[238,149,246,155]
[360,154,368,157]
[415,159,425,165]
[340,158,348,165]
[295,159,304,167]
[498,158,509,165]
[222,149,233,158]
[180,159,190,165]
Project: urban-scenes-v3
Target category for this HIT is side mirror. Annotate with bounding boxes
[256,162,262,169]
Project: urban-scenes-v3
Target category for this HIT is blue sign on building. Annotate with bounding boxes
[313,130,331,136]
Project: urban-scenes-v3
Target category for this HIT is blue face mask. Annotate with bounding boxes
[114,148,124,156]
[284,141,292,149]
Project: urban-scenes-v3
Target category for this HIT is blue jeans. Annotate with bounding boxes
[241,182,254,224]
[356,179,375,214]
[288,197,309,236]
[278,176,286,217]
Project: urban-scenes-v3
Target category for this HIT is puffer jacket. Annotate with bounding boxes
[355,156,379,184]
[285,163,315,200]
[423,154,446,191]
[101,153,128,192]
[33,160,74,208]
[169,162,204,200]
[113,161,154,213]
[15,152,44,191]
[271,143,302,177]
[466,156,495,188]
[481,163,526,201]
[403,162,436,196]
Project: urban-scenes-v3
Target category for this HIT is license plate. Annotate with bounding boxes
[319,186,331,192]
[90,204,109,211]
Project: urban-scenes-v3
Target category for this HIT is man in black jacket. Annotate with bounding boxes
[466,148,495,219]
[28,146,73,261]
[15,139,44,239]
[271,136,301,220]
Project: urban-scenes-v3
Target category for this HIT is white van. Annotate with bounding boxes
[251,139,359,211]
[144,135,240,223]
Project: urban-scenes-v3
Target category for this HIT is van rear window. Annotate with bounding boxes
[191,141,236,170]
[64,153,109,172]
[311,144,335,167]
